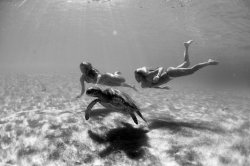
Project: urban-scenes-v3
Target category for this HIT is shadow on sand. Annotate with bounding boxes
[87,108,127,119]
[149,117,225,134]
[88,122,149,160]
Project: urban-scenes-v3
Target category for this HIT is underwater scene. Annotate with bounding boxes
[0,0,250,166]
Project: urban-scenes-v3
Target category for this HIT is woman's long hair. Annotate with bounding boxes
[80,62,99,79]
[134,69,145,82]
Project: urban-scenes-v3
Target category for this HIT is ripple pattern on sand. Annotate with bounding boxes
[0,74,249,166]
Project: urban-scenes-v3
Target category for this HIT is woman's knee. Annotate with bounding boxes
[169,68,194,77]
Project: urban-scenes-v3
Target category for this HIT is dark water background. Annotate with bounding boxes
[0,0,250,85]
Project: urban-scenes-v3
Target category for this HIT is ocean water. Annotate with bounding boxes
[0,0,250,166]
[1,0,250,79]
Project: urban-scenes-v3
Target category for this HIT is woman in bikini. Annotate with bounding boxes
[76,62,136,98]
[134,40,219,89]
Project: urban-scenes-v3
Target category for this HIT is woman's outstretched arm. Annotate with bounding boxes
[153,67,164,83]
[76,75,86,98]
[95,74,102,86]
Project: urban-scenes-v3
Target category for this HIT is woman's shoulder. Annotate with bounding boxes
[136,66,148,73]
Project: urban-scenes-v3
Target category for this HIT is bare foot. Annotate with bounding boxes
[208,59,219,65]
[184,40,194,48]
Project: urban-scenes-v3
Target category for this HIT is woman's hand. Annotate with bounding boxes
[153,75,160,83]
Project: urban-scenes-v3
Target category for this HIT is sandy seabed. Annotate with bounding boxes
[0,74,249,166]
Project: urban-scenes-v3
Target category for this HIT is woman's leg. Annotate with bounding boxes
[176,40,193,68]
[105,72,125,81]
[167,59,219,77]
[99,73,127,86]
[101,73,137,91]
[76,75,86,98]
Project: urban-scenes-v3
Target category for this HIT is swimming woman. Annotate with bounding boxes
[76,62,137,98]
[134,40,219,89]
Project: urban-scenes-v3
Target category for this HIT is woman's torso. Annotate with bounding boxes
[141,67,171,87]
[85,68,99,83]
